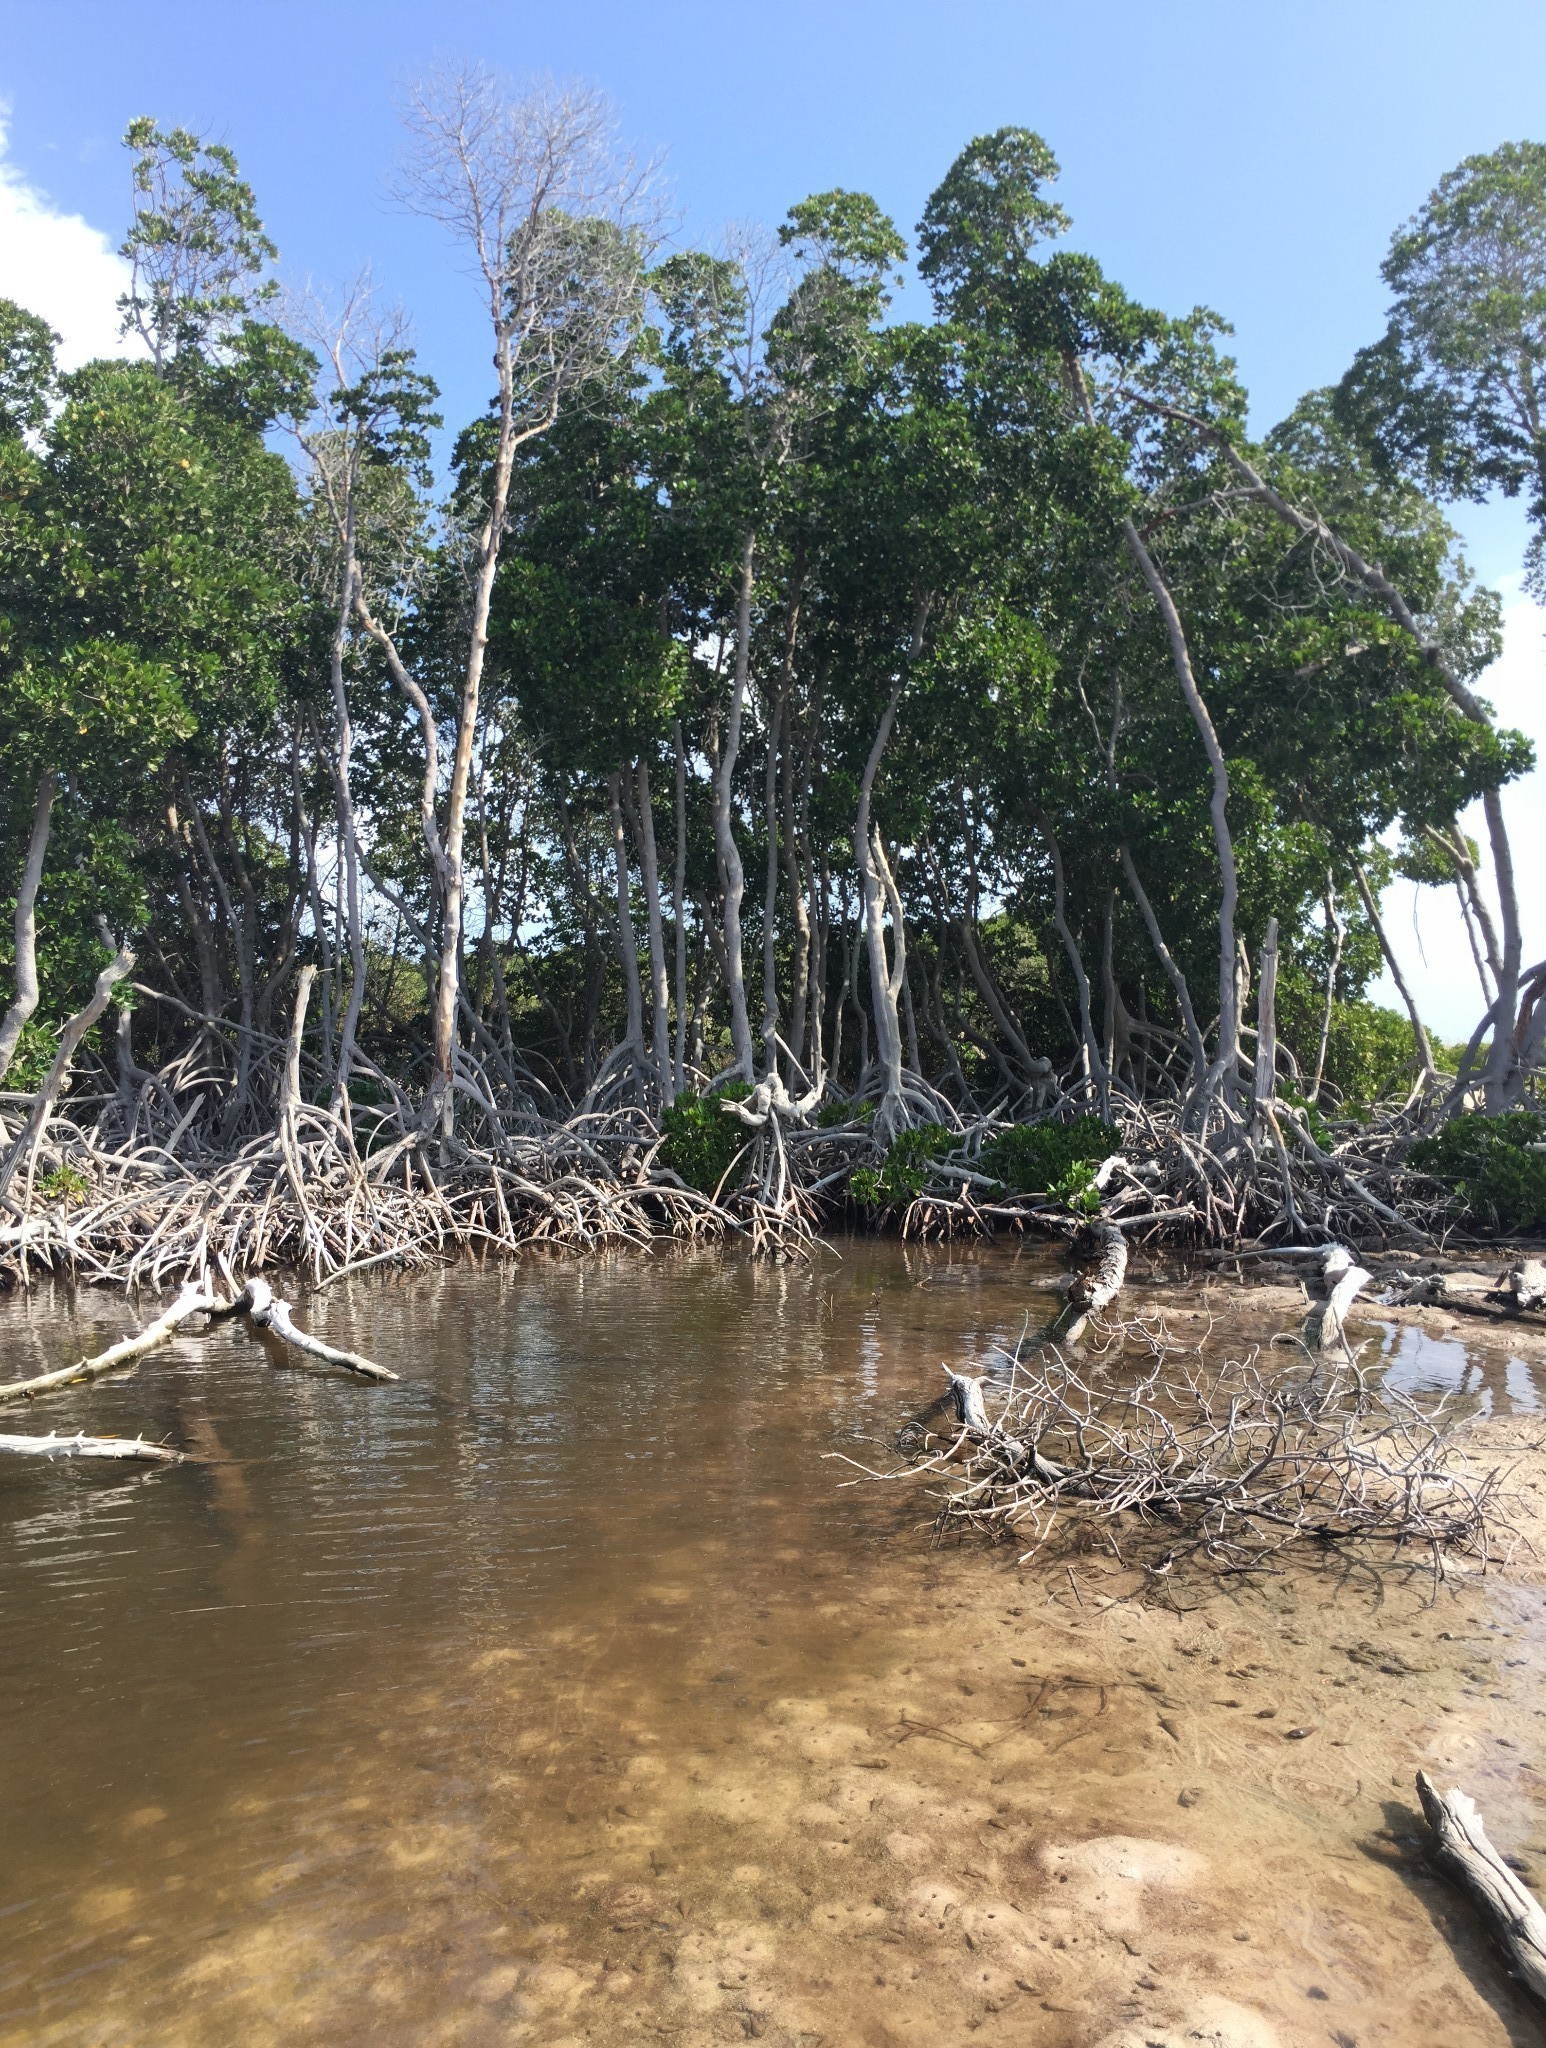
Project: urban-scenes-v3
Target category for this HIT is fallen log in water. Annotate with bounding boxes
[1417,1770,1546,2008]
[0,1431,184,1463]
[0,1280,221,1405]
[243,1276,397,1382]
[1058,1220,1129,1344]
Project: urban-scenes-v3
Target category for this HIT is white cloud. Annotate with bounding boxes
[1370,587,1546,1043]
[0,112,138,368]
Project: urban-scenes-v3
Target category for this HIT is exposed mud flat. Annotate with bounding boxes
[1,1241,1543,2047]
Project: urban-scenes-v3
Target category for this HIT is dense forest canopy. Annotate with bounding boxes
[2,75,1542,1243]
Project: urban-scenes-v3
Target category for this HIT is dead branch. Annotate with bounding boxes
[243,1275,397,1381]
[906,1331,1502,1574]
[0,1431,184,1464]
[0,1279,221,1405]
[1417,1771,1546,2007]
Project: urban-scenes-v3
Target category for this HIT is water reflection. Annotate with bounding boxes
[1378,1318,1542,1415]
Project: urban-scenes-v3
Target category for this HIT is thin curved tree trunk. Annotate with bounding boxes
[854,598,930,1129]
[1354,863,1435,1078]
[1157,411,1524,1110]
[635,757,673,1101]
[1310,876,1346,1104]
[327,539,367,1104]
[713,533,757,1077]
[1118,843,1208,1093]
[1037,813,1107,1107]
[0,937,135,1205]
[1071,359,1240,1103]
[672,721,689,1096]
[0,768,56,1088]
[607,771,646,1069]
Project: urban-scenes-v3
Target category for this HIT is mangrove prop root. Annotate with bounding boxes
[243,1276,397,1381]
[1417,1770,1546,2007]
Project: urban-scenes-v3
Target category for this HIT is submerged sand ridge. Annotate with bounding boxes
[0,1240,1543,2045]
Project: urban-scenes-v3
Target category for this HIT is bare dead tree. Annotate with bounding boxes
[384,66,657,1140]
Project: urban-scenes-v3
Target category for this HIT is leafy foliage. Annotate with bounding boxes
[850,1124,958,1208]
[658,1083,752,1193]
[1409,1112,1546,1233]
[980,1117,1119,1195]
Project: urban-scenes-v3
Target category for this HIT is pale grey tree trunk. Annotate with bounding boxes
[713,534,758,1076]
[1118,843,1208,1093]
[0,769,56,1088]
[607,772,645,1064]
[1309,877,1345,1104]
[672,721,688,1096]
[635,757,673,1101]
[1354,863,1435,1078]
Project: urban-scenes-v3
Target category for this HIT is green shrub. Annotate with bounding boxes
[979,1116,1119,1196]
[850,1123,958,1208]
[35,1162,90,1204]
[817,1096,874,1128]
[658,1081,752,1194]
[1278,1087,1332,1149]
[2,1019,55,1095]
[1047,1160,1102,1217]
[1409,1112,1546,1234]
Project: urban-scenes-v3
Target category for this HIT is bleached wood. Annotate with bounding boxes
[1312,1243,1372,1355]
[0,1431,183,1463]
[1417,1771,1546,2007]
[0,1281,219,1405]
[244,1275,397,1381]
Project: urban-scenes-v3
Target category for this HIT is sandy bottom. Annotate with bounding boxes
[15,1512,1546,2047]
[4,1250,1546,2048]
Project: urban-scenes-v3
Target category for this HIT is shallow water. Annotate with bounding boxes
[1,1240,1544,2047]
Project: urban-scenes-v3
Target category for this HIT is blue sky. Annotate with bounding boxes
[0,0,1542,1034]
[0,0,1542,564]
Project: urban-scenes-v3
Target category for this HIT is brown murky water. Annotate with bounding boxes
[2,1241,1545,2048]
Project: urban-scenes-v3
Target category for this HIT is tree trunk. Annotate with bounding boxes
[713,533,758,1077]
[1256,920,1281,1099]
[1070,356,1241,1103]
[607,771,646,1067]
[0,937,135,1206]
[855,599,929,1131]
[672,720,689,1096]
[0,1278,215,1404]
[1310,877,1346,1103]
[1353,864,1435,1078]
[761,683,786,1065]
[635,756,674,1101]
[1416,1772,1546,2009]
[1037,814,1107,1106]
[1193,425,1522,1109]
[0,768,56,1089]
[1118,843,1208,1092]
[327,541,367,1101]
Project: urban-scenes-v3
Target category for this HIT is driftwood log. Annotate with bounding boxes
[1311,1243,1372,1355]
[243,1276,398,1382]
[1497,1260,1546,1316]
[0,1431,183,1463]
[1416,1770,1546,2008]
[0,1280,220,1404]
[1058,1221,1129,1344]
